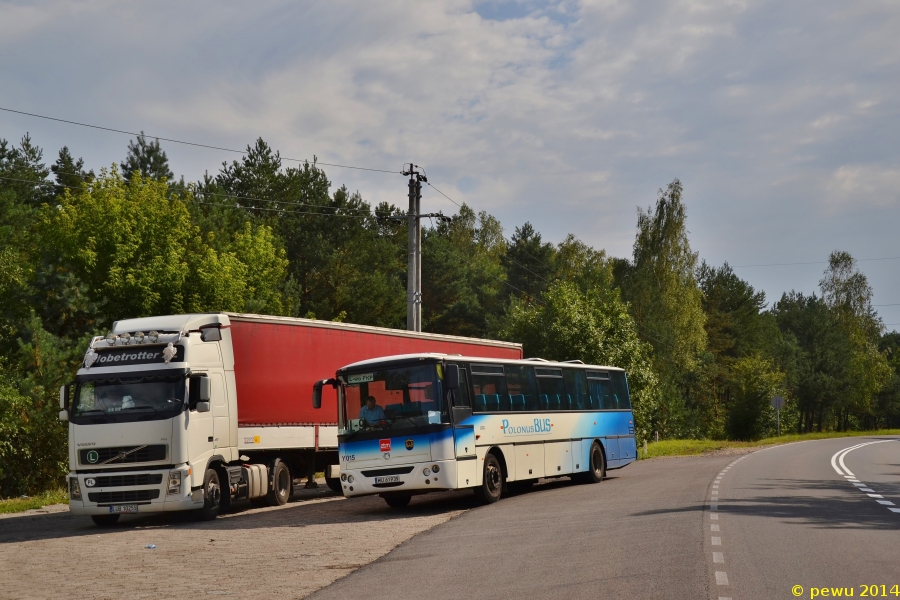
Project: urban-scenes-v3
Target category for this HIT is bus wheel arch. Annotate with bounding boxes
[475,448,506,504]
[575,439,606,484]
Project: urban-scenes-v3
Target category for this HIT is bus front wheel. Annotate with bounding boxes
[383,494,411,508]
[576,441,605,484]
[475,453,503,504]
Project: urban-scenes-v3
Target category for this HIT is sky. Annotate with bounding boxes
[2,0,899,325]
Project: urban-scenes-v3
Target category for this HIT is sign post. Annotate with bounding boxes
[770,396,785,436]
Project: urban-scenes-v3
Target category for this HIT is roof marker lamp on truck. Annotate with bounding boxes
[312,378,339,409]
[148,330,159,343]
[105,333,117,346]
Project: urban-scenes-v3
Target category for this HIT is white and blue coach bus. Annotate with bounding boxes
[313,353,637,508]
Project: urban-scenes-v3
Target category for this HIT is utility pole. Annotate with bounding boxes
[405,165,423,332]
[378,163,449,332]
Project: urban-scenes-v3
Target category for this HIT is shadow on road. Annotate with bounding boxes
[0,473,620,545]
[631,476,900,531]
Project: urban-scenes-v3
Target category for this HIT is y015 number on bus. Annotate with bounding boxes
[342,455,356,462]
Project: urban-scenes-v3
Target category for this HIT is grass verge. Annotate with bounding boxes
[0,489,69,514]
[639,429,900,460]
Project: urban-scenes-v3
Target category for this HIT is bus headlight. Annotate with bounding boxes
[431,464,440,473]
[340,474,347,482]
[423,467,431,476]
[69,477,82,501]
[347,475,354,483]
[167,470,182,495]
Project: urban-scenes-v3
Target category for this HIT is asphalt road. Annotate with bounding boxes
[310,436,900,600]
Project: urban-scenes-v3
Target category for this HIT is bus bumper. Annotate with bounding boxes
[340,459,459,497]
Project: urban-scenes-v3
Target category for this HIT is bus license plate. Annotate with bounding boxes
[110,505,138,514]
[374,476,400,484]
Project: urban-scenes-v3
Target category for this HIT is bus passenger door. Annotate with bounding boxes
[454,426,477,487]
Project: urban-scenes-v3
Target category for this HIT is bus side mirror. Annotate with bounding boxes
[312,381,323,409]
[445,364,459,390]
[313,378,338,409]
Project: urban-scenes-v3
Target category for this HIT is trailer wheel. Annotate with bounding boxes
[474,453,503,504]
[325,476,342,494]
[266,459,292,506]
[91,514,120,527]
[383,494,411,508]
[195,467,222,521]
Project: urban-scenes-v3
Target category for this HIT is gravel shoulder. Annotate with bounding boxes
[0,483,472,600]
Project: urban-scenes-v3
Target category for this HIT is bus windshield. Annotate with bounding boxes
[339,364,446,434]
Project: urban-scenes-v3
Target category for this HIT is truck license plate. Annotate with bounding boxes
[110,505,138,514]
[374,476,400,484]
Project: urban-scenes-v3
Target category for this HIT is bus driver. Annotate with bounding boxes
[359,395,386,424]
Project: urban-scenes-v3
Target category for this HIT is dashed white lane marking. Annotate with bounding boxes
[830,439,899,515]
[708,456,747,597]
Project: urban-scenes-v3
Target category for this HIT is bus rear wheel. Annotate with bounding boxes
[475,453,503,504]
[383,494,411,508]
[575,441,605,484]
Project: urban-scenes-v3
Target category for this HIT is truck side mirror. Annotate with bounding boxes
[445,364,459,391]
[198,376,210,402]
[196,401,210,413]
[59,385,69,421]
[313,378,338,409]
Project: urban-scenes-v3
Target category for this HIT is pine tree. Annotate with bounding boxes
[121,132,173,182]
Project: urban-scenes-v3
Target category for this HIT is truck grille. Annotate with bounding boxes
[92,474,163,488]
[79,445,167,465]
[88,490,160,503]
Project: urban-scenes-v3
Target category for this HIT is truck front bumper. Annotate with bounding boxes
[67,466,204,516]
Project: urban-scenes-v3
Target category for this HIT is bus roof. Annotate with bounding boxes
[338,353,625,372]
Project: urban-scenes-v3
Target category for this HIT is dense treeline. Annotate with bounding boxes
[2,132,898,496]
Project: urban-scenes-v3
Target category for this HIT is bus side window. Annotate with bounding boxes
[535,368,565,411]
[471,365,506,413]
[563,369,588,410]
[610,371,632,409]
[448,363,472,408]
[505,365,537,411]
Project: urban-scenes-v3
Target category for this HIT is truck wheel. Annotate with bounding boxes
[474,453,503,504]
[325,476,342,494]
[383,494,411,508]
[91,514,120,527]
[266,459,292,506]
[196,468,222,521]
[575,441,605,484]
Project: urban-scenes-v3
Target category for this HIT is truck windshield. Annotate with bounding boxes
[340,364,446,434]
[71,374,186,424]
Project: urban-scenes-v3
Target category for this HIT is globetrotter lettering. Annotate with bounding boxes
[500,418,552,435]
[96,352,161,363]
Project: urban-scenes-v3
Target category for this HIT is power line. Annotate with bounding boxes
[0,106,401,174]
[733,256,900,268]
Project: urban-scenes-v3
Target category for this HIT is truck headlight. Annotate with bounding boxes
[167,470,182,495]
[69,477,82,501]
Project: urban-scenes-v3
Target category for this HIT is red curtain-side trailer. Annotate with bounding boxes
[227,314,523,427]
